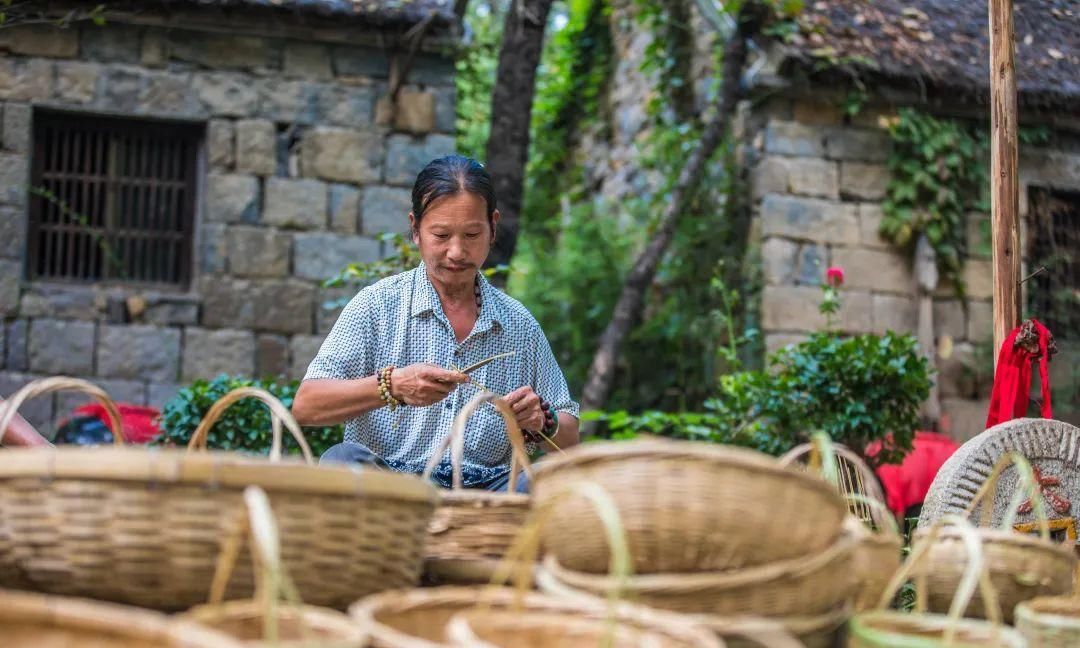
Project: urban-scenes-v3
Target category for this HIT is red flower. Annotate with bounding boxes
[826,266,845,287]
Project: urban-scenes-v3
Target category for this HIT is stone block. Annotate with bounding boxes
[840,162,890,200]
[139,71,201,117]
[293,233,381,281]
[0,371,53,432]
[765,333,808,358]
[264,177,327,230]
[0,259,20,316]
[762,285,872,333]
[0,58,52,101]
[55,61,100,103]
[872,294,917,334]
[205,35,274,71]
[406,54,455,86]
[57,378,145,415]
[258,78,318,125]
[289,334,324,380]
[5,319,27,370]
[206,174,260,224]
[329,184,361,234]
[18,285,99,319]
[0,24,79,58]
[0,205,24,258]
[227,226,290,277]
[332,45,390,78]
[795,244,826,285]
[99,65,144,113]
[1020,150,1080,192]
[0,153,28,206]
[824,128,892,162]
[965,213,991,259]
[384,134,455,186]
[284,43,332,80]
[199,223,228,275]
[933,299,966,341]
[763,121,824,157]
[140,31,168,67]
[937,341,981,399]
[207,119,235,171]
[940,398,991,443]
[751,157,788,201]
[967,300,992,343]
[181,328,256,381]
[3,103,31,153]
[195,72,260,117]
[301,127,382,184]
[256,334,289,379]
[858,204,890,249]
[82,24,141,62]
[320,84,377,128]
[97,324,181,382]
[142,297,199,326]
[793,100,843,126]
[236,119,277,176]
[830,247,914,294]
[961,260,993,300]
[361,185,411,235]
[317,287,354,334]
[759,194,859,245]
[433,85,455,134]
[381,89,435,135]
[838,290,875,334]
[200,277,315,335]
[28,318,94,375]
[786,158,839,199]
[761,237,798,285]
[147,382,181,410]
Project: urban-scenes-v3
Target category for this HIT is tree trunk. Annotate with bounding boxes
[484,0,555,269]
[579,7,759,420]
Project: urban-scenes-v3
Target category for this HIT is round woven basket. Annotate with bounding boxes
[350,586,722,648]
[912,454,1076,623]
[1015,596,1080,647]
[0,379,438,610]
[705,605,850,648]
[0,588,243,647]
[536,519,857,617]
[532,439,847,574]
[423,392,533,584]
[174,486,365,648]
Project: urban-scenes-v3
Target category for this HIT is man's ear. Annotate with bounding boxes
[409,212,419,245]
[490,209,501,242]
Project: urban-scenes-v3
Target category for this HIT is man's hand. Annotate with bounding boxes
[389,363,469,407]
[503,386,545,434]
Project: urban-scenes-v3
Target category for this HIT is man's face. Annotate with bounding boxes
[410,191,498,286]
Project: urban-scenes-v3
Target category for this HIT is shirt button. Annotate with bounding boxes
[444,401,452,410]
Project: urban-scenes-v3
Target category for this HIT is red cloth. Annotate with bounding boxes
[867,432,960,517]
[72,403,162,444]
[985,320,1053,428]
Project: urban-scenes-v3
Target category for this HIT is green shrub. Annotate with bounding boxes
[155,375,342,458]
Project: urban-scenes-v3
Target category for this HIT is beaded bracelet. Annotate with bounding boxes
[539,398,559,439]
[377,366,401,411]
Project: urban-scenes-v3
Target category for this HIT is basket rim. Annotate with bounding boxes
[912,525,1078,562]
[532,439,842,498]
[695,603,850,634]
[436,490,530,505]
[848,610,1026,647]
[1015,595,1080,624]
[178,599,366,642]
[541,522,856,591]
[0,446,438,503]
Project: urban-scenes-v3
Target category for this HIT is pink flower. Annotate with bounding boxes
[826,266,844,287]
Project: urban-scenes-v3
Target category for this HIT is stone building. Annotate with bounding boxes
[0,0,459,431]
[741,0,1079,439]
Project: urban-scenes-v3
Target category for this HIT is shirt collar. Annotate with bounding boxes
[410,262,505,330]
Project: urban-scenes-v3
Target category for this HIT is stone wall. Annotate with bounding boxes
[745,95,1080,442]
[0,17,456,433]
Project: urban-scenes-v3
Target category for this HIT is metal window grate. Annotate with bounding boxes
[28,111,201,286]
[1028,188,1079,337]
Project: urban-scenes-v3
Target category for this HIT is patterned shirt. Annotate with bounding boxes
[304,262,579,481]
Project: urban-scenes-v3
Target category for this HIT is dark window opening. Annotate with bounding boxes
[28,110,201,287]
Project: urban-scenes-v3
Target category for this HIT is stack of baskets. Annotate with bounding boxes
[530,439,858,646]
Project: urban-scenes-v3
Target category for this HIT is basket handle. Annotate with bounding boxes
[185,387,314,464]
[422,390,533,491]
[207,485,313,644]
[0,376,123,446]
[963,452,1049,539]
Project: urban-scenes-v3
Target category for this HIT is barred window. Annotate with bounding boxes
[28,110,201,286]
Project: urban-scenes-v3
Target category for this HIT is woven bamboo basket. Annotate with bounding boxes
[848,516,1027,648]
[532,439,847,574]
[0,588,243,647]
[536,518,857,617]
[351,586,723,648]
[422,392,533,585]
[174,486,364,648]
[1014,596,1080,647]
[779,437,903,613]
[0,378,437,610]
[911,454,1076,623]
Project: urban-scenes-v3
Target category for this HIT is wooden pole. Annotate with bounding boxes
[989,0,1022,367]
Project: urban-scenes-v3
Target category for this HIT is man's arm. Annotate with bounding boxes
[0,398,52,447]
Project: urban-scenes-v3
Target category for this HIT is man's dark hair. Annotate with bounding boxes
[410,155,497,231]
